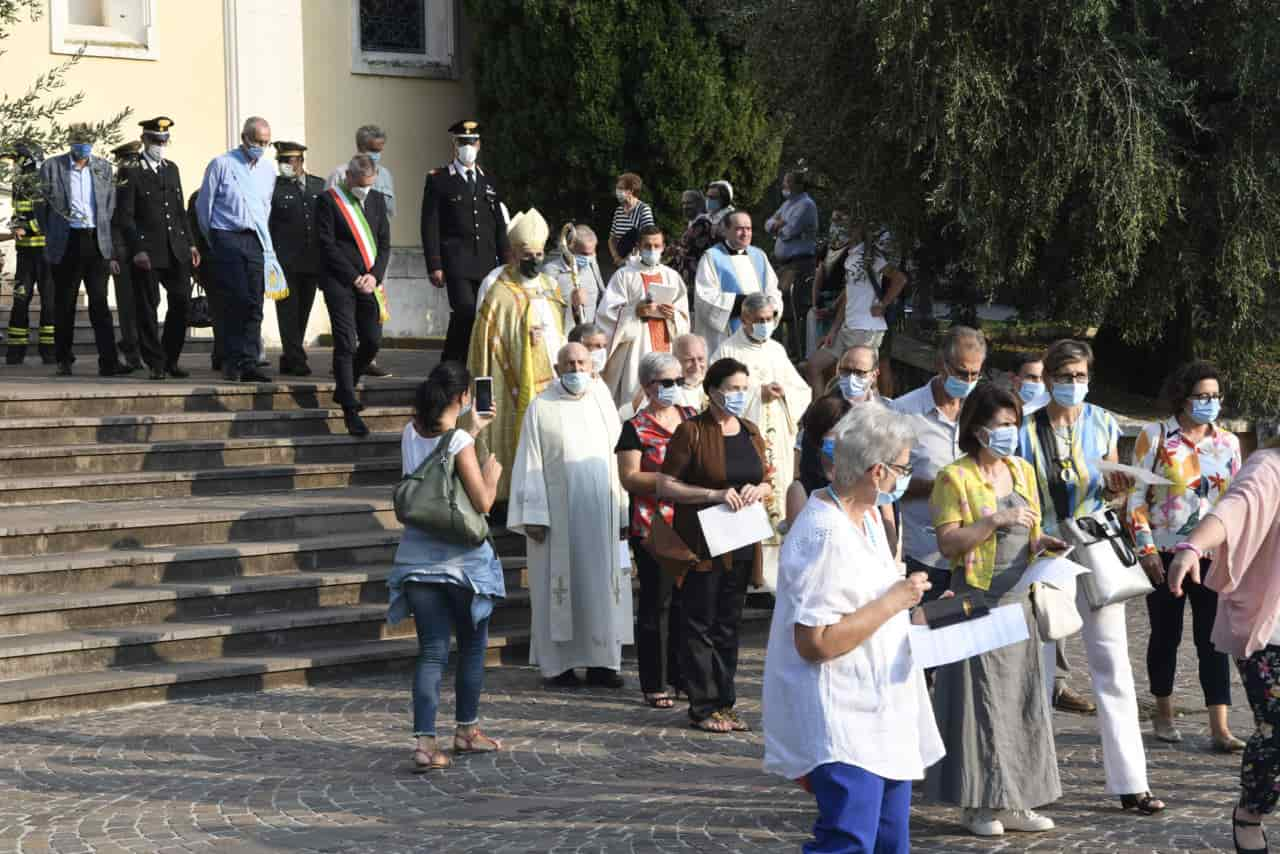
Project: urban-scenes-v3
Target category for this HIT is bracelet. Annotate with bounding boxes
[1174,542,1203,559]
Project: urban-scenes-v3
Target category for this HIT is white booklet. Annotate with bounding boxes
[908,603,1030,669]
[1096,459,1173,487]
[646,281,680,306]
[1010,549,1090,594]
[697,502,773,557]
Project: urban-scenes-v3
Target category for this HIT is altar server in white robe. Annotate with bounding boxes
[694,211,782,355]
[712,293,811,589]
[598,226,691,409]
[508,342,634,688]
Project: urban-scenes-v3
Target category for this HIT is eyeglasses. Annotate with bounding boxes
[883,461,913,477]
[946,362,983,383]
[651,378,680,388]
[839,368,876,379]
[1189,393,1223,403]
[1052,372,1089,384]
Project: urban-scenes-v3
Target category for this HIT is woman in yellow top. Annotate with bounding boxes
[924,383,1067,838]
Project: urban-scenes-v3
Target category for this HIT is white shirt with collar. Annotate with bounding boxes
[888,379,962,570]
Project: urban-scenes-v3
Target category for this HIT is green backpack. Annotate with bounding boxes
[393,429,490,546]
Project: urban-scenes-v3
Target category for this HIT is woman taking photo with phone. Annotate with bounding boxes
[387,361,505,773]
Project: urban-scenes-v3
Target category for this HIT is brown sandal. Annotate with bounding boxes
[454,728,502,754]
[690,712,734,733]
[720,708,751,732]
[644,692,675,709]
[412,747,452,773]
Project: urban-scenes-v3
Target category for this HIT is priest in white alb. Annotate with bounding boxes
[711,293,811,589]
[693,210,782,355]
[597,226,690,409]
[507,342,634,688]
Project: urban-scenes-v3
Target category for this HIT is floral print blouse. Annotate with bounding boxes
[1124,416,1241,557]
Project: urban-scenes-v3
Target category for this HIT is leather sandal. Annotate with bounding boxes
[453,728,502,754]
[720,708,751,732]
[412,747,451,773]
[1120,792,1166,815]
[690,712,733,733]
[643,692,675,709]
[1234,807,1269,854]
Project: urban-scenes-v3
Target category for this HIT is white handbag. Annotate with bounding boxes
[1061,509,1154,609]
[1029,578,1083,640]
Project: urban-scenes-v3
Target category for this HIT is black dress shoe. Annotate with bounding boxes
[55,362,73,376]
[222,370,240,382]
[545,669,581,688]
[124,356,143,371]
[585,668,625,689]
[99,362,135,377]
[166,364,190,379]
[211,357,223,372]
[149,366,166,381]
[238,368,271,383]
[363,361,392,378]
[343,408,370,437]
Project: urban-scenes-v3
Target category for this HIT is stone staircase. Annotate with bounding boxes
[0,373,534,723]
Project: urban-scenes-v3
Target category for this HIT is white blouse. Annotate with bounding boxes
[763,493,944,782]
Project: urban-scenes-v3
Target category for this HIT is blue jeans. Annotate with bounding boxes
[805,763,911,854]
[208,229,264,374]
[403,581,489,737]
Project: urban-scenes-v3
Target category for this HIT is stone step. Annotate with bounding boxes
[0,633,529,723]
[0,379,418,418]
[0,530,526,596]
[0,590,535,681]
[0,459,403,505]
[0,432,401,478]
[0,486,400,557]
[0,405,414,446]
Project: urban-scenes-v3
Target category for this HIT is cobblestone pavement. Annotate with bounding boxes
[0,608,1257,854]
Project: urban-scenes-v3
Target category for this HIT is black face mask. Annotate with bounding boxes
[519,257,541,278]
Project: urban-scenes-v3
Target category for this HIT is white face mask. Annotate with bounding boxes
[590,348,607,374]
[615,189,628,204]
[560,371,591,396]
[457,144,478,166]
[145,144,166,162]
[639,247,662,267]
[351,185,371,201]
[279,163,297,179]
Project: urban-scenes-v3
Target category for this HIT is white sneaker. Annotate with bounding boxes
[997,809,1055,832]
[961,808,1004,836]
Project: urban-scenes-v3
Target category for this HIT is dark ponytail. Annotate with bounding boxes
[415,360,472,434]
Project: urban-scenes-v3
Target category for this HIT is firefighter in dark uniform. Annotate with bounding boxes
[110,140,144,370]
[268,141,325,376]
[5,142,55,364]
[420,120,510,362]
[114,116,199,380]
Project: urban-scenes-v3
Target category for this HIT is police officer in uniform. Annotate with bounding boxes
[420,120,510,362]
[269,141,325,376]
[5,143,55,365]
[110,140,144,370]
[114,116,199,380]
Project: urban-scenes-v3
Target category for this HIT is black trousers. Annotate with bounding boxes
[208,229,263,375]
[322,281,381,408]
[133,262,191,370]
[442,272,481,363]
[52,229,118,369]
[112,260,139,360]
[1146,553,1231,706]
[633,536,683,694]
[275,270,319,371]
[6,247,54,361]
[680,560,750,721]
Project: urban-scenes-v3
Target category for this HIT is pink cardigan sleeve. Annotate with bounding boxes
[1205,451,1280,596]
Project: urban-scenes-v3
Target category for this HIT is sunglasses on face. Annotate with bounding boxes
[652,378,680,388]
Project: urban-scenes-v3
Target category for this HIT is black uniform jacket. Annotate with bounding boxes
[114,159,193,269]
[316,187,391,288]
[269,173,325,275]
[419,162,509,281]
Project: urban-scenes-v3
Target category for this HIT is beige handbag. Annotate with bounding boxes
[1029,578,1083,641]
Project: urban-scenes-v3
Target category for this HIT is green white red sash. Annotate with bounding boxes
[328,186,377,270]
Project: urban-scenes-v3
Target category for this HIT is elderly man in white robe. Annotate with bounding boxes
[598,226,691,409]
[694,211,782,355]
[712,293,811,589]
[508,341,633,688]
[542,223,605,331]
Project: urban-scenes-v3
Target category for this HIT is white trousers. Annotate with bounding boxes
[1043,585,1150,796]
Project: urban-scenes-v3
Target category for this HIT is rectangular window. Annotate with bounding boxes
[53,0,159,60]
[351,0,456,79]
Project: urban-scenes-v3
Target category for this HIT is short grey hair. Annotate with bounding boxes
[355,124,386,150]
[567,322,606,344]
[741,292,774,317]
[638,351,680,387]
[569,223,597,250]
[830,402,917,494]
[842,343,880,369]
[941,324,988,366]
[674,333,706,357]
[241,116,269,140]
[346,153,377,181]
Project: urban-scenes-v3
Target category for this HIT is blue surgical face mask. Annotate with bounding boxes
[656,384,680,407]
[459,400,472,418]
[640,248,662,267]
[1190,398,1221,425]
[243,142,265,161]
[574,254,592,269]
[875,468,911,506]
[1052,381,1089,407]
[838,373,869,401]
[70,143,92,160]
[706,198,722,214]
[781,188,791,199]
[820,437,836,462]
[560,371,591,396]
[981,425,1019,459]
[718,390,748,417]
[367,151,382,163]
[1018,381,1045,404]
[750,322,774,342]
[944,374,978,400]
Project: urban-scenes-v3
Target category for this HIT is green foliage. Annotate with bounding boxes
[0,1,130,191]
[711,0,1280,413]
[464,0,782,238]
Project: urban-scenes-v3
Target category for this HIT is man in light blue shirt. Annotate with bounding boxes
[197,116,276,381]
[764,171,818,358]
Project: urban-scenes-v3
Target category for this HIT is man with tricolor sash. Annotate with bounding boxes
[315,154,391,437]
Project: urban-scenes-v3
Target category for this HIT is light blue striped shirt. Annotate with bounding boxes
[196,148,276,237]
[67,157,96,229]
